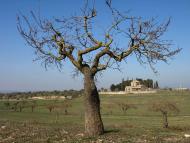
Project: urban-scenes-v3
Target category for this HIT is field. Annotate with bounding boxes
[0,90,190,143]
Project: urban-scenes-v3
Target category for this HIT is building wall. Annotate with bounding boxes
[99,90,157,95]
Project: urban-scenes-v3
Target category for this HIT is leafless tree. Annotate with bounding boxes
[4,101,11,110]
[30,100,37,112]
[150,101,180,128]
[118,103,137,115]
[102,103,115,115]
[17,0,181,136]
[46,104,55,113]
[18,100,27,112]
[60,100,72,115]
[13,101,19,112]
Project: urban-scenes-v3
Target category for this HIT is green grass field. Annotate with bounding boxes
[0,90,190,142]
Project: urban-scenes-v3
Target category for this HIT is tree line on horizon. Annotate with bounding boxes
[0,89,84,99]
[110,78,159,91]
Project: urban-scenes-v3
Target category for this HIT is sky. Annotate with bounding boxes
[0,0,190,92]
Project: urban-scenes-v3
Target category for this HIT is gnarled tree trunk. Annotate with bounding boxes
[83,67,104,136]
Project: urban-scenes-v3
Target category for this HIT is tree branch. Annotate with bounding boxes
[83,15,99,44]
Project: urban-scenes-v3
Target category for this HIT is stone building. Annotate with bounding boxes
[100,80,157,95]
[125,80,146,93]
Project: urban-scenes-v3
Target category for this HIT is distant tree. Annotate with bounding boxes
[150,101,180,128]
[62,100,72,115]
[13,101,19,112]
[51,100,72,123]
[118,103,137,115]
[17,0,181,136]
[18,100,27,112]
[46,104,55,113]
[154,81,159,89]
[110,84,116,91]
[125,79,132,86]
[102,103,115,115]
[54,108,60,123]
[136,78,143,82]
[143,79,153,88]
[121,78,125,91]
[148,79,153,88]
[30,100,37,112]
[4,102,11,110]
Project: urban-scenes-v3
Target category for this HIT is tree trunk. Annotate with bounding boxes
[19,106,22,112]
[163,112,168,128]
[65,109,68,115]
[83,67,104,136]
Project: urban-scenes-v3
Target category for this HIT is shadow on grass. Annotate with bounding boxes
[104,128,120,134]
[168,126,190,131]
[79,129,120,142]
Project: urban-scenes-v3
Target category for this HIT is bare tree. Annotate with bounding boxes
[150,101,180,128]
[30,100,37,112]
[102,103,115,115]
[4,101,11,110]
[46,104,55,113]
[18,100,27,112]
[17,0,181,136]
[118,103,137,115]
[13,101,19,112]
[62,100,72,115]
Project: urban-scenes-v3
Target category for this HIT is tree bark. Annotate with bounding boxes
[83,67,104,136]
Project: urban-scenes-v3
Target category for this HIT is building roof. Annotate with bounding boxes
[131,80,140,83]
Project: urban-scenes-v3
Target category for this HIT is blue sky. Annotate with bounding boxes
[0,0,190,92]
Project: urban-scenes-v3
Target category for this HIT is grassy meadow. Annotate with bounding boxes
[0,90,190,142]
